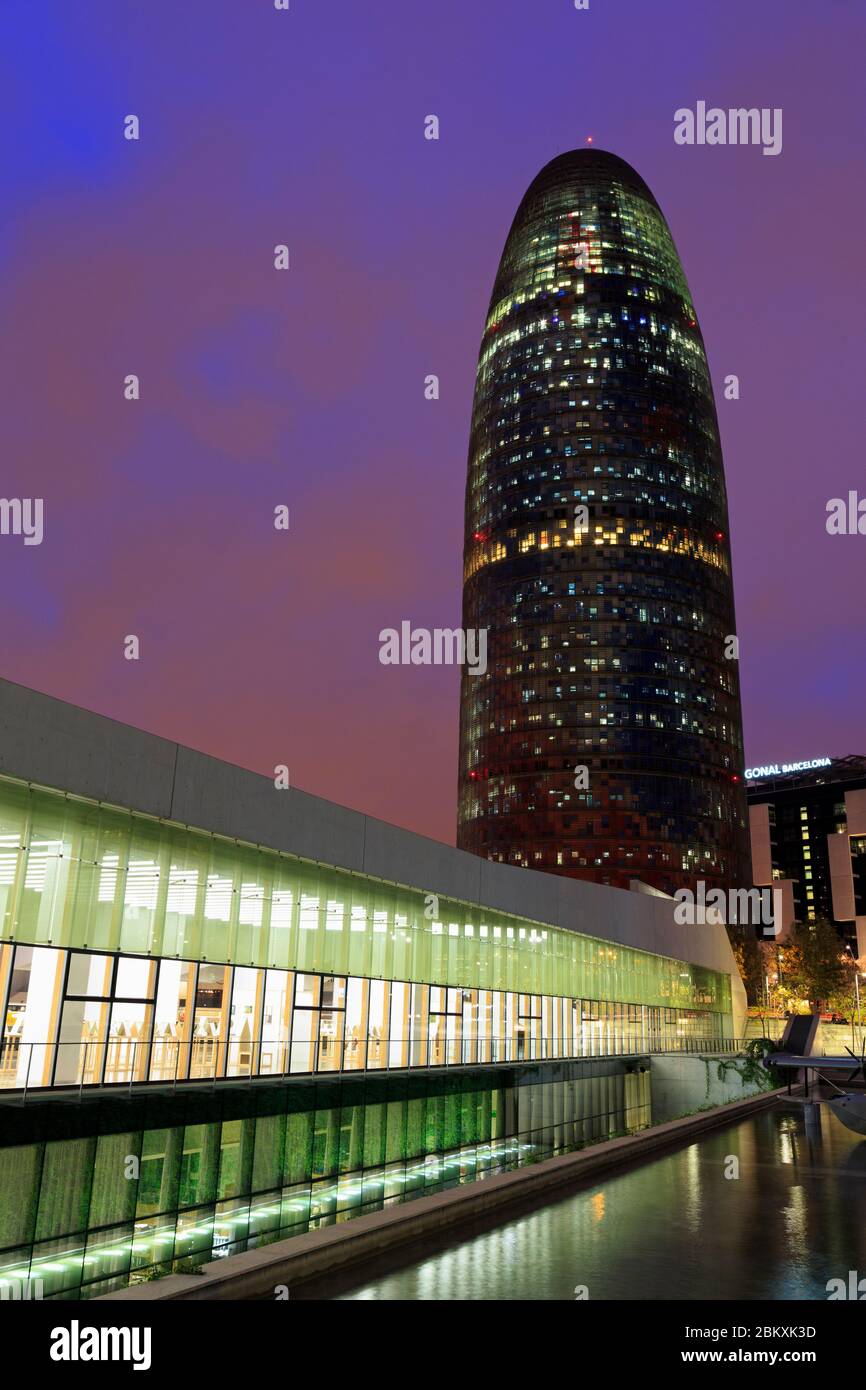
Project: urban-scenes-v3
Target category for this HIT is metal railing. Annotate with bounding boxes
[0,1031,752,1100]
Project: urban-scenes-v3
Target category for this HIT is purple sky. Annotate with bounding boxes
[0,0,863,843]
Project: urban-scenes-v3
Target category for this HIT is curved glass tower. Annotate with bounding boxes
[457,149,750,897]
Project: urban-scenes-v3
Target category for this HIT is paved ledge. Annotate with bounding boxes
[99,1088,785,1302]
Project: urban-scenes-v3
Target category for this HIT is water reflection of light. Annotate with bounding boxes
[782,1184,808,1264]
[681,1140,703,1234]
[778,1124,796,1166]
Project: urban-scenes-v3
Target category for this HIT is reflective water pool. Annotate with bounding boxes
[331,1104,866,1301]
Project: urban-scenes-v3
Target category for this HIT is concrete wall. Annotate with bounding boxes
[0,676,744,1016]
[651,1054,772,1124]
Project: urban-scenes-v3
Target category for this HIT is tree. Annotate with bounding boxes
[730,928,766,1006]
[778,919,847,1012]
[826,955,865,1022]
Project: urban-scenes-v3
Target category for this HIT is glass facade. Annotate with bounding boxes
[0,942,726,1090]
[457,148,750,896]
[0,771,731,1097]
[0,1060,650,1299]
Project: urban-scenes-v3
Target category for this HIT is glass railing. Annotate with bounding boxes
[0,1031,746,1097]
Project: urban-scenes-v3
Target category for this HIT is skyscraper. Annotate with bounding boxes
[457,149,750,897]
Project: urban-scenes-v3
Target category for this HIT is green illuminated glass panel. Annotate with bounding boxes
[0,775,731,1020]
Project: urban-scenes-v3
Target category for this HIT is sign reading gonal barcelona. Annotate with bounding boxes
[744,756,833,780]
